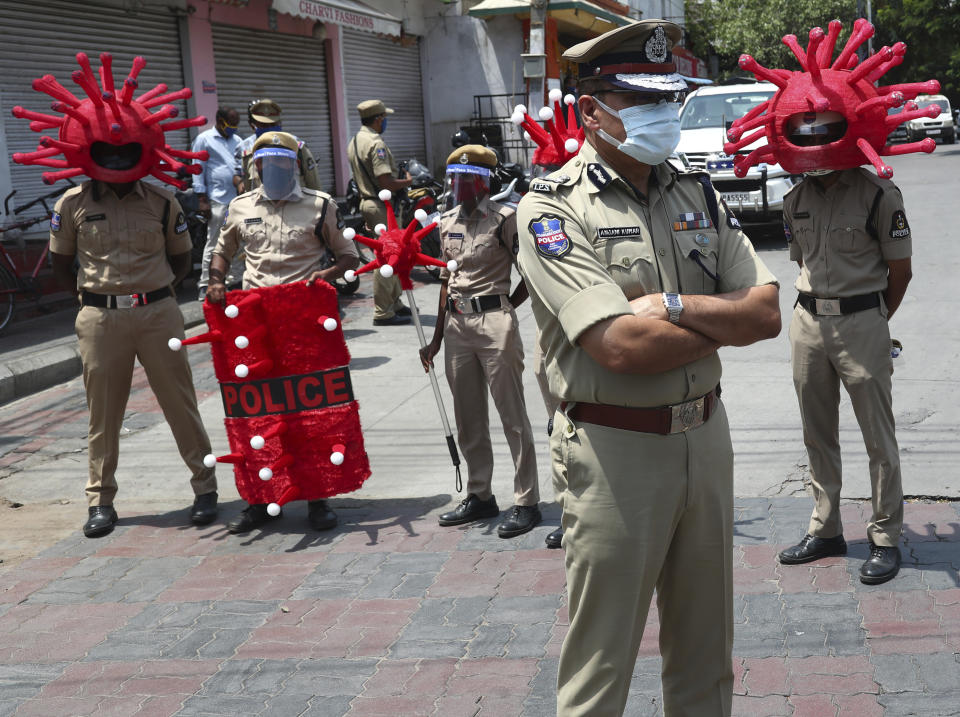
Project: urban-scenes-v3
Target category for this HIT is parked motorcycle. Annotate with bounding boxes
[330,179,376,295]
[397,159,445,280]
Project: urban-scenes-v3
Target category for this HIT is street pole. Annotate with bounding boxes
[529,0,547,118]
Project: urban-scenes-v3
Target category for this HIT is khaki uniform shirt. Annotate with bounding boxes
[215,186,358,289]
[517,142,778,408]
[439,198,518,298]
[49,180,190,294]
[235,134,322,192]
[784,168,911,297]
[348,125,395,199]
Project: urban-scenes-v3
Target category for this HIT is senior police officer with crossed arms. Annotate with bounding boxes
[777,135,913,585]
[420,145,541,538]
[209,131,358,534]
[347,99,413,326]
[49,170,219,538]
[516,21,781,716]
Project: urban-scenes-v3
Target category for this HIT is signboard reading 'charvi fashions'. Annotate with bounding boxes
[271,0,403,37]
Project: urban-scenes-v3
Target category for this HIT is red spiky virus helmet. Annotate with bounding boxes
[723,19,941,178]
[11,52,209,189]
[512,88,584,169]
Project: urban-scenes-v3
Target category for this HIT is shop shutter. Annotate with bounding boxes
[0,0,188,219]
[342,29,427,167]
[212,23,334,191]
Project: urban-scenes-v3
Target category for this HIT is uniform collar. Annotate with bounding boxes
[91,180,146,201]
[578,141,676,195]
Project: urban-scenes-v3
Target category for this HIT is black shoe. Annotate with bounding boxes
[83,505,118,538]
[190,491,218,525]
[373,314,411,326]
[498,504,543,539]
[438,494,500,526]
[778,534,847,564]
[860,544,901,585]
[307,500,338,531]
[395,305,412,316]
[545,527,563,549]
[227,503,280,534]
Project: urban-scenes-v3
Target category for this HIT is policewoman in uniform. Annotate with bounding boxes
[347,99,412,326]
[234,98,322,194]
[516,21,781,716]
[420,145,541,538]
[49,177,219,538]
[778,151,912,585]
[210,131,358,534]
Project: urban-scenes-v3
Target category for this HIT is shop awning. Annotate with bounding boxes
[468,0,633,35]
[272,0,402,38]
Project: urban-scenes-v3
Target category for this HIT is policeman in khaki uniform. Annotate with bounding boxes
[210,131,358,534]
[234,98,322,194]
[420,145,541,538]
[347,99,412,325]
[778,159,912,585]
[516,21,781,716]
[49,179,219,538]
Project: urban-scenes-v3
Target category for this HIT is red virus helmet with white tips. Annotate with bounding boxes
[512,88,584,169]
[723,19,941,179]
[10,52,209,189]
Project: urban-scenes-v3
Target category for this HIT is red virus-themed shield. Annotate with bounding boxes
[170,282,370,513]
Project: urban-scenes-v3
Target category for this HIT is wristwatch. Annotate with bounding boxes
[662,292,683,324]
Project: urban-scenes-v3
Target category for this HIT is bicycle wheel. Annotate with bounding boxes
[0,263,18,335]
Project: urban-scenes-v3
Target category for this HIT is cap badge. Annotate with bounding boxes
[272,135,281,144]
[459,153,469,164]
[646,25,668,64]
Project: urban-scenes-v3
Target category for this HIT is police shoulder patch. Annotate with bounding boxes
[530,214,571,259]
[50,211,61,232]
[529,180,554,193]
[375,147,387,160]
[586,163,612,190]
[174,211,188,234]
[889,209,910,239]
[783,220,793,242]
[719,200,741,229]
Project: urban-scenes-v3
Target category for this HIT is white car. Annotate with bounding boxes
[904,94,955,144]
[677,81,797,228]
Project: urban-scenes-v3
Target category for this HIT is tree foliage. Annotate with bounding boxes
[686,0,960,104]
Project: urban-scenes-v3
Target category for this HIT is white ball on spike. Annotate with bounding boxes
[447,259,459,272]
[380,264,394,278]
[510,112,524,125]
[343,227,356,241]
[564,93,576,105]
[167,338,182,351]
[267,502,281,516]
[523,131,531,141]
[374,223,386,236]
[344,269,356,282]
[234,335,249,349]
[322,317,337,331]
[330,450,345,465]
[549,88,562,103]
[539,106,554,121]
[414,208,429,224]
[565,138,580,153]
[203,453,216,468]
[235,364,249,378]
[378,189,392,202]
[516,104,527,114]
[259,467,273,480]
[225,304,239,319]
[250,435,265,450]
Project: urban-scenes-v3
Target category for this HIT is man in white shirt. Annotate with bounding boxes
[192,106,242,299]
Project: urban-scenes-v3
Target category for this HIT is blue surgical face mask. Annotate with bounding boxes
[254,123,281,137]
[221,126,237,138]
[380,117,388,133]
[593,96,682,166]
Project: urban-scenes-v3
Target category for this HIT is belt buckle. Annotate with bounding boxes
[454,297,467,314]
[814,298,842,316]
[670,396,705,433]
[115,294,138,309]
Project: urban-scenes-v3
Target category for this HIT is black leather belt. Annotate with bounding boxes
[560,386,721,435]
[447,294,505,314]
[797,291,881,316]
[80,287,172,309]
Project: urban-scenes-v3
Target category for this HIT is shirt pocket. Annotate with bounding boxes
[790,216,816,256]
[134,219,164,256]
[240,224,267,253]
[829,211,870,254]
[77,217,111,257]
[597,237,657,299]
[672,229,720,294]
[443,236,465,265]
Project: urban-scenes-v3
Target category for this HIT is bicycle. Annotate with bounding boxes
[0,181,75,334]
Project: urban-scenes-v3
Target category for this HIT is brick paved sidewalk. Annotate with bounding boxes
[1,498,959,717]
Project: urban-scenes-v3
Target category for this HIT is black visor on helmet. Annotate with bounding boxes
[786,111,848,147]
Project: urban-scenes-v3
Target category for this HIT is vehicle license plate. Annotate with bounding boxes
[722,192,751,204]
[928,129,941,135]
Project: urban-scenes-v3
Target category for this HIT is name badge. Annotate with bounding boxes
[244,217,264,225]
[83,213,107,223]
[448,232,464,239]
[597,226,641,239]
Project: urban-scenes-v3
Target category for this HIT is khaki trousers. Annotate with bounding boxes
[444,307,539,506]
[554,401,733,717]
[360,199,404,320]
[789,304,903,546]
[75,297,217,506]
[199,202,244,289]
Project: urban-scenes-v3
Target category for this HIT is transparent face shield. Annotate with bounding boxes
[255,149,301,201]
[444,164,491,210]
